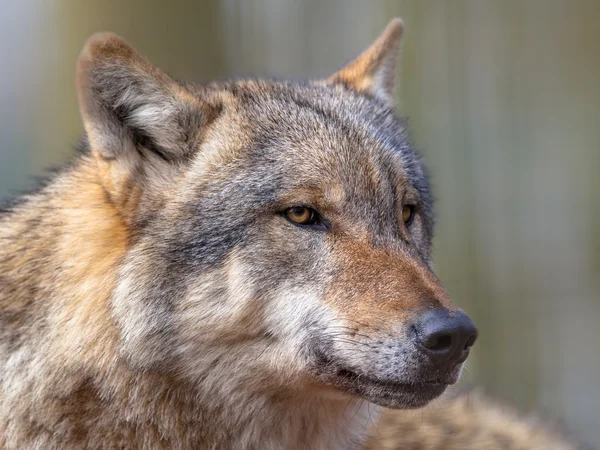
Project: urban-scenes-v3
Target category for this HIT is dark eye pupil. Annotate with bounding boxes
[292,207,307,218]
[403,205,415,226]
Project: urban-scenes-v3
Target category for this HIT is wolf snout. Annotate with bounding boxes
[413,309,478,368]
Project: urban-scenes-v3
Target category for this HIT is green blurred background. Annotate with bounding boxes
[1,0,598,446]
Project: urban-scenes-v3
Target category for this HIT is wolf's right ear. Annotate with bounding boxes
[76,33,220,162]
[328,19,403,103]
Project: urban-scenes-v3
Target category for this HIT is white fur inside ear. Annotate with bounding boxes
[371,65,396,102]
[129,103,176,129]
[113,83,176,129]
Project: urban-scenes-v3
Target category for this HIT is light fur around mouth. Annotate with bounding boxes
[309,348,461,409]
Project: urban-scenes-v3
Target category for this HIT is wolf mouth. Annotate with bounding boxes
[328,367,449,409]
[312,351,450,409]
[336,367,450,387]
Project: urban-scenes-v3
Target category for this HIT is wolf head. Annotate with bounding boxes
[76,19,476,410]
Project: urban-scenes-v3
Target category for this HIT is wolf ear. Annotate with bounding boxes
[76,33,219,161]
[328,18,403,103]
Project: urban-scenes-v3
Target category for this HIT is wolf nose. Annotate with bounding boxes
[414,310,478,367]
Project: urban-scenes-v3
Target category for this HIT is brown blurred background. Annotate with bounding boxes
[1,0,598,446]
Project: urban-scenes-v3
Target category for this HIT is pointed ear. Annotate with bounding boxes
[328,18,403,103]
[76,33,219,161]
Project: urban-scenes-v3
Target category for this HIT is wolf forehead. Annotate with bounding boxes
[189,79,433,214]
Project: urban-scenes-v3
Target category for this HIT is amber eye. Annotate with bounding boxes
[402,204,415,226]
[283,207,320,227]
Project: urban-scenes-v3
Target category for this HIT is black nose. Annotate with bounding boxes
[414,309,478,367]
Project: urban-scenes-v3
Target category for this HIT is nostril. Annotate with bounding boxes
[424,333,453,352]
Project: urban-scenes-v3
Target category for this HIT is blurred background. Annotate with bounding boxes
[1,0,598,446]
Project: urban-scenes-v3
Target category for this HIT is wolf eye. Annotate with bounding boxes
[283,207,320,227]
[402,205,415,226]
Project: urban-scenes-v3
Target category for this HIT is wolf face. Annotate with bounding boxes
[76,19,476,412]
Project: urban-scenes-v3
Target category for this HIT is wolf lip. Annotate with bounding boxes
[318,366,449,409]
[335,368,449,388]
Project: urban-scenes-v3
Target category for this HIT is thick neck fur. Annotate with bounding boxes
[0,156,375,450]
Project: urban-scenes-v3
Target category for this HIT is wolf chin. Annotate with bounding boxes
[0,19,484,449]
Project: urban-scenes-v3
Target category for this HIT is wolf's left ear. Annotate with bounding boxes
[328,18,403,103]
[76,33,219,161]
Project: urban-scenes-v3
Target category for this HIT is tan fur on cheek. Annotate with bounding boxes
[48,162,128,367]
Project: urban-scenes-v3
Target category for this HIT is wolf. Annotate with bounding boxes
[0,18,518,449]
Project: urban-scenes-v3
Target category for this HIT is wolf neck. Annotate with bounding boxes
[102,368,377,449]
[171,389,377,450]
[0,158,375,449]
[227,395,376,450]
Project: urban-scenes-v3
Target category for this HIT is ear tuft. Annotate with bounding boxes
[78,32,137,66]
[329,18,404,103]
